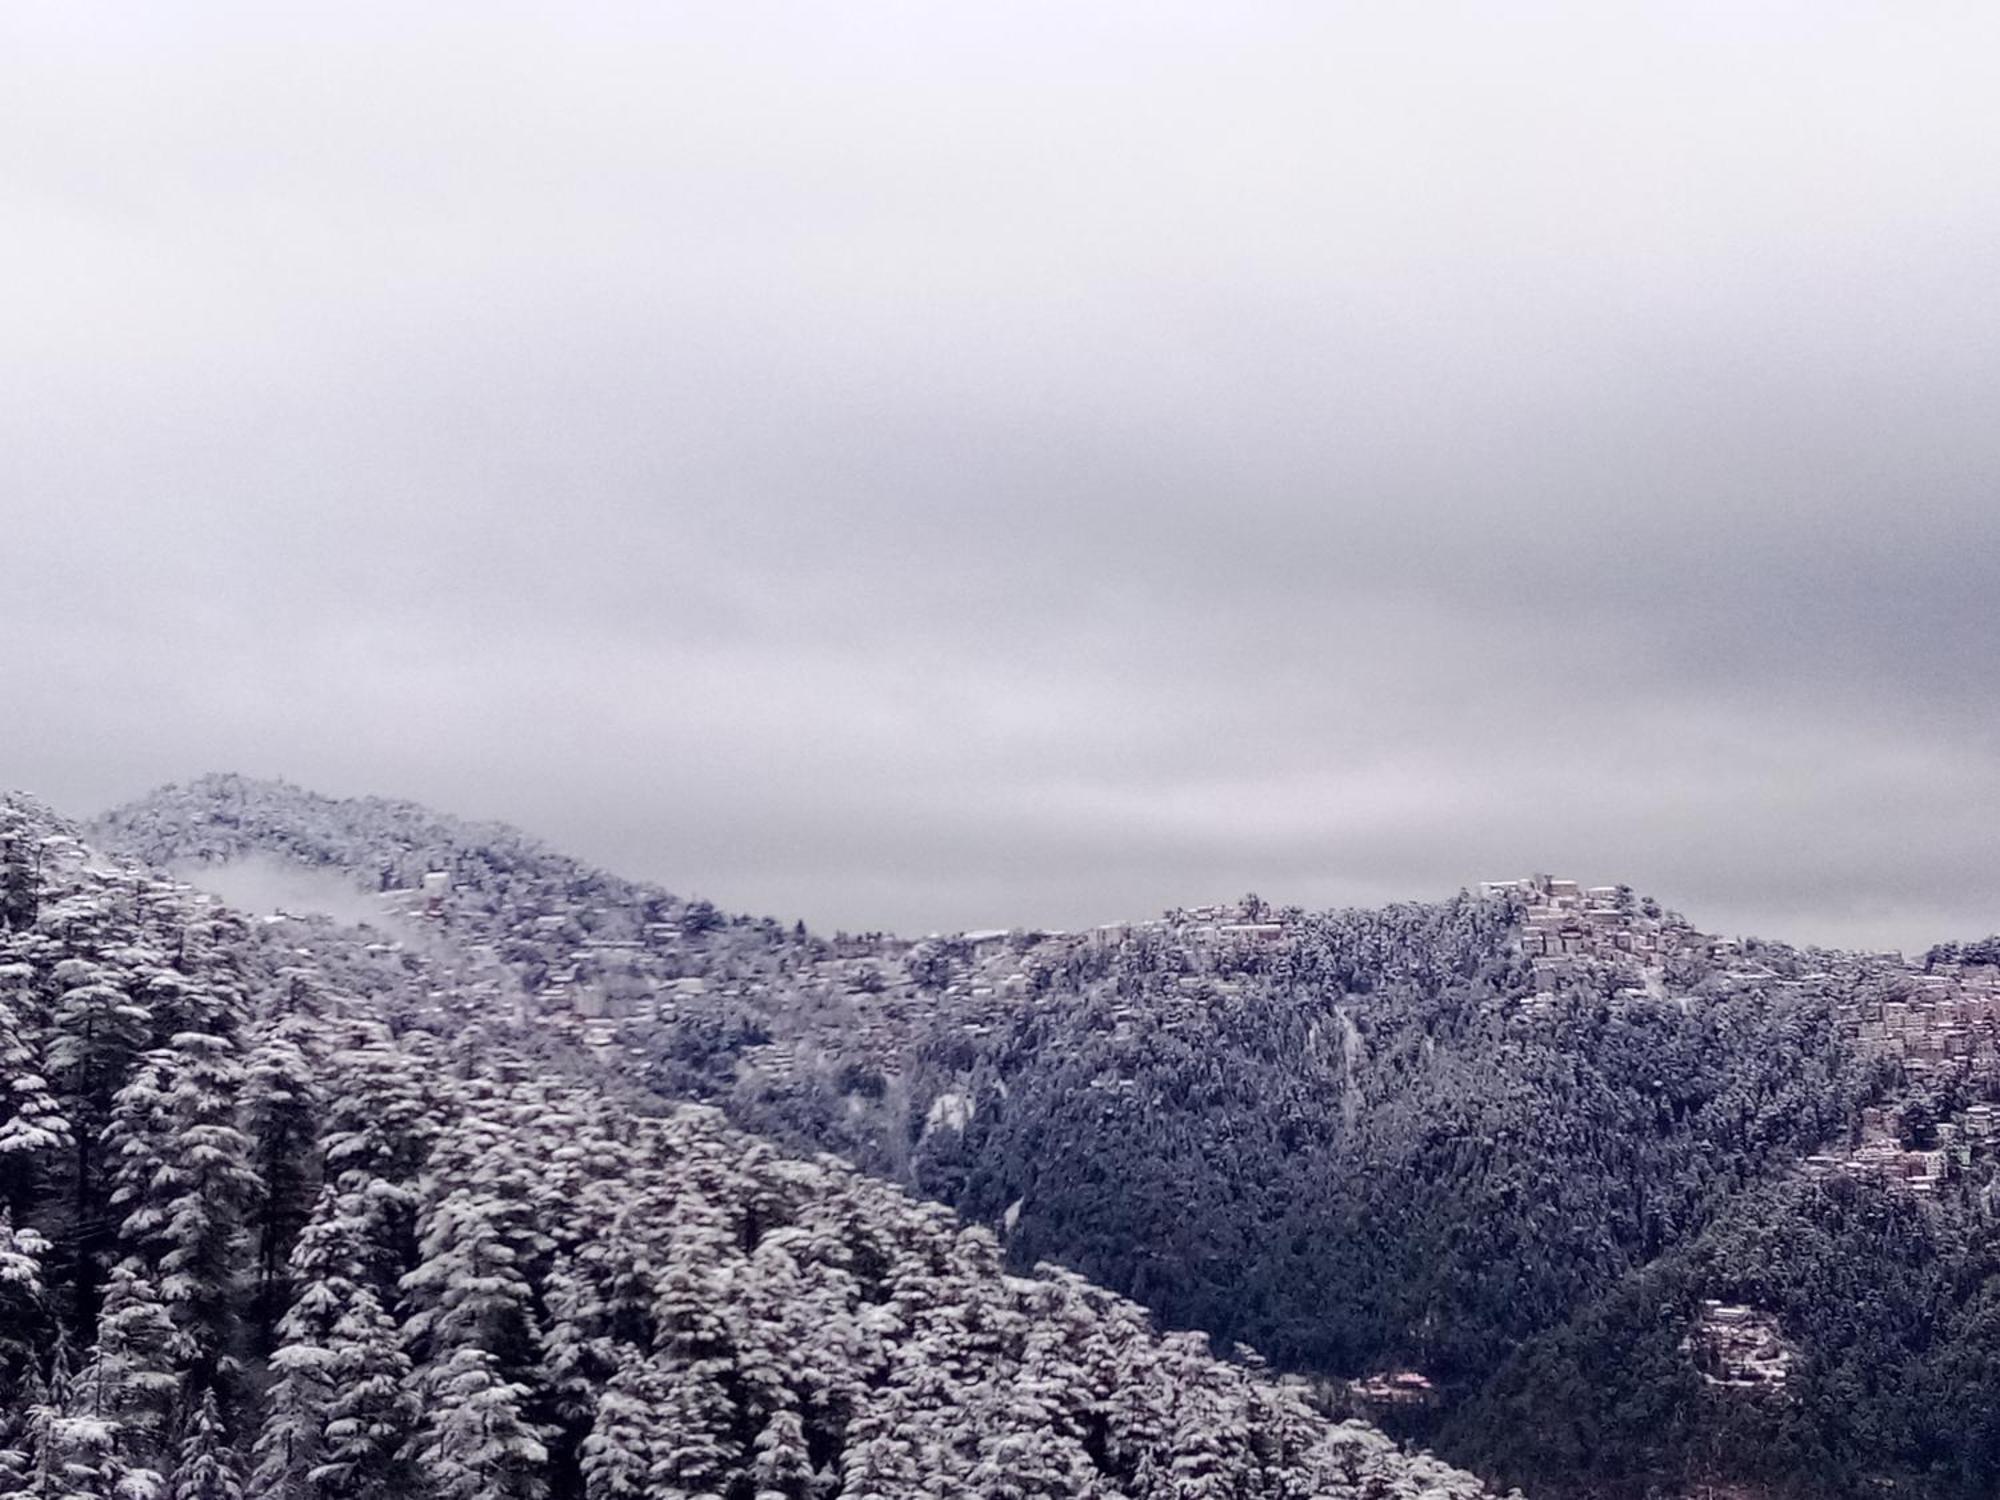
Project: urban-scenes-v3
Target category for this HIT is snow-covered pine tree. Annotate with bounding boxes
[137,969,204,1053]
[107,1028,260,1390]
[0,963,70,1222]
[966,1424,1107,1500]
[0,1211,53,1410]
[414,1347,548,1500]
[0,1363,46,1495]
[1156,1340,1246,1500]
[170,1388,244,1500]
[252,1180,421,1500]
[0,810,38,934]
[539,1254,622,1497]
[160,909,252,1038]
[106,1052,175,1255]
[321,1032,432,1194]
[402,1152,556,1499]
[648,1360,738,1499]
[73,1259,179,1487]
[645,1255,741,1496]
[401,1184,545,1380]
[747,1407,812,1500]
[48,959,152,1322]
[576,1353,669,1500]
[317,1029,436,1292]
[16,1397,128,1500]
[0,1215,56,1496]
[729,1258,811,1470]
[308,1281,416,1499]
[153,1029,259,1379]
[241,1026,322,1356]
[569,1188,664,1352]
[251,1187,361,1500]
[835,1387,926,1500]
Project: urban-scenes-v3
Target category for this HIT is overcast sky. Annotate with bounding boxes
[6,4,2000,952]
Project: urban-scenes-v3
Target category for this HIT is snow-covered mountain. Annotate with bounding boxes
[80,773,2000,1500]
[0,788,1505,1499]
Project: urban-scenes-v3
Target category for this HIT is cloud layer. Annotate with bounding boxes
[7,4,2000,951]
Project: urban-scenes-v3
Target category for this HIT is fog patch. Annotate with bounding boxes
[175,852,389,929]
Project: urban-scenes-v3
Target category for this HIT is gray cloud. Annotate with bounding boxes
[6,3,2000,952]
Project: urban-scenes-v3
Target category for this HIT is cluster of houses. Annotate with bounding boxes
[1803,1100,1950,1196]
[1805,1140,1948,1196]
[1479,874,1707,999]
[1682,1301,1796,1390]
[1164,901,1292,945]
[1480,876,2000,1204]
[1804,1102,2000,1199]
[1343,1370,1436,1410]
[1842,974,2000,1076]
[1808,967,2000,1198]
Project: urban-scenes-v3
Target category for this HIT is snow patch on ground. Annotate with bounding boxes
[925,1090,974,1135]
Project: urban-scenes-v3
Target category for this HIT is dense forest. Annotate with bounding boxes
[75,774,2000,1499]
[908,900,1861,1372]
[900,910,2000,1499]
[0,792,1499,1499]
[1444,1175,2000,1496]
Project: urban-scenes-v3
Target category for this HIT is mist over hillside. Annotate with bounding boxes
[174,852,402,930]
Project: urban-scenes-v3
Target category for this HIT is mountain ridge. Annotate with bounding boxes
[0,786,1509,1500]
[75,773,2000,1500]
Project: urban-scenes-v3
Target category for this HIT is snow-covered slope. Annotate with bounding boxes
[0,791,1508,1499]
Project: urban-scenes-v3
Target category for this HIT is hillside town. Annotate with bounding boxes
[288,838,2000,1217]
[1485,874,2000,1203]
[363,856,2000,1215]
